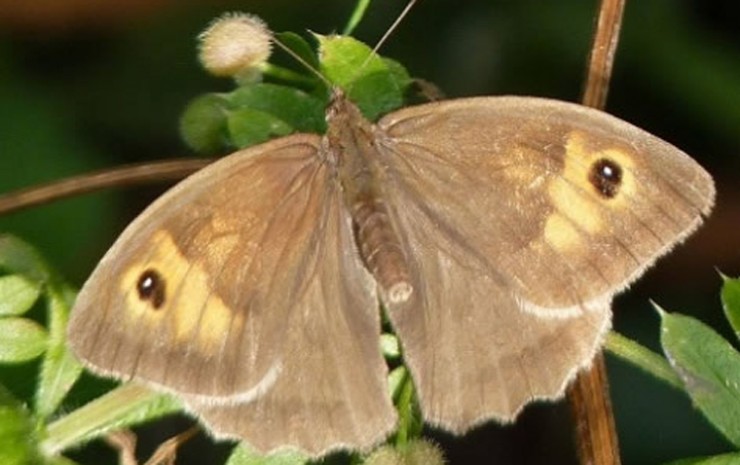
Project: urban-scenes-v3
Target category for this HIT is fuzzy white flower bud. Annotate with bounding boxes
[198,12,272,79]
[364,440,445,465]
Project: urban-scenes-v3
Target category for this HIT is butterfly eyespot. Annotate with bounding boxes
[136,269,166,309]
[589,158,623,199]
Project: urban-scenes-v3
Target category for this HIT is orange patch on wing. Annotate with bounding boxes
[120,230,236,355]
[544,131,636,252]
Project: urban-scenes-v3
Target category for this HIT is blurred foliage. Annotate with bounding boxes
[0,0,737,464]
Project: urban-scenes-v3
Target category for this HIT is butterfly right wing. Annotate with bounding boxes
[373,96,713,431]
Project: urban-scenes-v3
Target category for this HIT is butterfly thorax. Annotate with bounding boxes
[326,91,413,303]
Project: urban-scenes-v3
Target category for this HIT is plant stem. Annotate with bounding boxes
[394,370,416,448]
[42,384,179,456]
[343,0,372,36]
[262,63,316,86]
[569,1,627,463]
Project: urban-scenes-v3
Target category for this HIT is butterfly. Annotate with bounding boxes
[67,32,714,459]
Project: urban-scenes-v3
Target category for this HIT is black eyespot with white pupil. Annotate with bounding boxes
[589,158,623,199]
[137,269,166,309]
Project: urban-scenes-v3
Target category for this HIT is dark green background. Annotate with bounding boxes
[0,0,738,463]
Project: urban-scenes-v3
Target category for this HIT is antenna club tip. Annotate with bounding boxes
[198,12,273,79]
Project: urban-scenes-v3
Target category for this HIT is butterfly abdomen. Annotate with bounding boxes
[352,193,412,303]
[327,92,413,304]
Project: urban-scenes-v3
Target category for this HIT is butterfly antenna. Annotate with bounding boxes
[272,0,418,94]
[361,0,418,69]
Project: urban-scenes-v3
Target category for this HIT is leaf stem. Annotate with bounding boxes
[262,63,316,86]
[604,331,683,390]
[343,0,372,36]
[42,383,179,456]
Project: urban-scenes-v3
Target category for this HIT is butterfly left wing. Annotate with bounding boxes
[68,135,396,456]
[373,96,714,431]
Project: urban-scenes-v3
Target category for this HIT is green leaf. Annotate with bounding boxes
[720,273,740,341]
[274,32,320,70]
[0,275,41,316]
[317,35,410,120]
[227,108,294,148]
[382,58,413,94]
[604,331,682,390]
[0,235,51,283]
[228,83,326,133]
[0,384,41,465]
[0,236,81,416]
[35,285,83,419]
[0,317,48,363]
[664,452,740,465]
[660,309,740,448]
[179,93,231,153]
[225,443,308,465]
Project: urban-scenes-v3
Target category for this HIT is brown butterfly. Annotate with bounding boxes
[67,87,714,457]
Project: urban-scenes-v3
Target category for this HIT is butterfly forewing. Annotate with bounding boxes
[377,96,714,311]
[71,135,318,395]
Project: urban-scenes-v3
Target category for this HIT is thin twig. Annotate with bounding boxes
[568,0,626,465]
[0,159,211,215]
[144,426,200,465]
[581,0,626,109]
[103,425,200,465]
[105,430,139,465]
